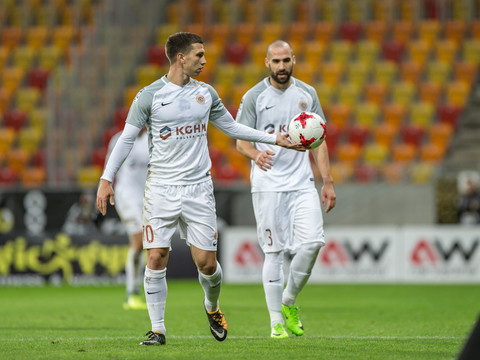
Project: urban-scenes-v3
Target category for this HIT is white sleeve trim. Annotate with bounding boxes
[211,111,276,145]
[100,123,141,182]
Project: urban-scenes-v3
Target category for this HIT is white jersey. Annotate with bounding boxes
[108,130,149,199]
[236,77,325,192]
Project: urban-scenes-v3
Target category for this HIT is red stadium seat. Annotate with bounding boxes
[354,164,379,183]
[225,42,249,65]
[27,68,50,90]
[346,125,370,147]
[340,22,362,42]
[437,104,461,128]
[91,146,108,168]
[4,109,28,131]
[401,124,425,148]
[382,40,405,63]
[147,44,167,66]
[103,126,122,147]
[0,167,19,185]
[113,107,129,128]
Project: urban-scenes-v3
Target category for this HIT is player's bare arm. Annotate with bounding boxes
[96,178,115,216]
[312,142,336,213]
[237,139,275,171]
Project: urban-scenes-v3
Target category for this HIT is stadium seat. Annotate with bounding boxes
[435,40,458,64]
[426,61,452,85]
[356,40,380,64]
[346,125,370,147]
[215,64,240,89]
[0,167,19,185]
[445,20,467,44]
[321,61,344,86]
[103,125,122,147]
[91,146,108,168]
[15,87,41,113]
[294,61,316,83]
[7,148,30,173]
[27,67,50,90]
[29,107,50,130]
[20,166,46,187]
[340,22,362,42]
[0,46,9,68]
[251,41,269,66]
[77,165,103,187]
[471,20,480,40]
[392,142,417,163]
[330,161,354,184]
[147,44,167,66]
[261,22,284,44]
[347,61,370,87]
[0,128,16,154]
[235,23,257,46]
[156,24,180,45]
[372,61,398,85]
[1,27,23,50]
[429,122,453,149]
[288,21,310,44]
[382,162,407,183]
[224,42,249,65]
[381,40,405,63]
[445,81,469,106]
[52,26,75,50]
[373,122,396,146]
[38,46,62,70]
[454,61,477,85]
[228,149,250,181]
[330,41,353,64]
[364,21,388,43]
[209,23,231,48]
[4,109,28,131]
[383,103,406,128]
[315,83,335,108]
[400,124,425,148]
[418,82,443,104]
[417,20,440,43]
[364,82,388,105]
[409,162,435,183]
[124,85,142,107]
[304,42,327,66]
[135,64,161,87]
[2,66,25,92]
[407,40,431,65]
[214,162,241,183]
[437,103,462,128]
[392,21,414,44]
[391,82,416,106]
[354,163,379,183]
[231,83,250,108]
[113,107,129,128]
[12,46,36,70]
[327,103,351,129]
[336,143,361,163]
[0,87,12,113]
[462,39,480,64]
[400,61,424,84]
[363,142,389,166]
[337,82,361,107]
[204,43,221,68]
[324,123,342,153]
[354,102,379,128]
[26,26,49,50]
[409,102,435,128]
[313,22,337,44]
[18,126,42,154]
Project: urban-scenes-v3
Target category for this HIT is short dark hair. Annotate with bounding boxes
[165,32,204,63]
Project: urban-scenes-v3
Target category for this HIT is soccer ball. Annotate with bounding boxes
[288,111,327,149]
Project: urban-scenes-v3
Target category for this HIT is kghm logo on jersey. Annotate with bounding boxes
[159,126,172,140]
[196,94,205,104]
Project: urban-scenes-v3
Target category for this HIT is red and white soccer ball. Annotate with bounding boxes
[288,111,327,149]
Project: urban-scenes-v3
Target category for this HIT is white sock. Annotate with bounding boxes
[283,242,323,306]
[144,266,167,334]
[263,252,284,327]
[198,262,222,312]
[126,248,144,295]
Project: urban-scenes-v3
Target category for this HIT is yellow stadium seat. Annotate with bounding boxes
[407,40,431,65]
[315,83,336,108]
[337,82,361,107]
[52,26,75,50]
[363,142,389,166]
[0,46,10,68]
[135,64,161,87]
[435,40,458,64]
[445,81,469,106]
[313,22,337,45]
[29,107,50,131]
[235,23,258,46]
[288,21,310,44]
[304,42,327,66]
[0,87,13,113]
[330,41,353,64]
[409,162,435,183]
[26,26,49,50]
[354,102,380,128]
[18,126,43,154]
[417,20,440,43]
[410,102,435,128]
[2,66,24,92]
[426,61,452,85]
[261,22,284,44]
[241,64,265,87]
[330,162,354,184]
[231,83,250,108]
[373,122,396,146]
[454,61,477,86]
[124,85,142,107]
[38,46,62,70]
[215,64,240,89]
[294,62,316,83]
[391,82,416,106]
[462,39,480,63]
[0,128,16,154]
[372,61,398,85]
[347,61,370,87]
[156,24,180,45]
[15,87,41,113]
[77,165,103,187]
[251,42,269,66]
[321,61,344,86]
[356,40,380,64]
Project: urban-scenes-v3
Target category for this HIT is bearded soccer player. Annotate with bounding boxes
[96,33,305,345]
[236,40,336,338]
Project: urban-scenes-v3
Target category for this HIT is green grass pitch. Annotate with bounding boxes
[0,281,478,359]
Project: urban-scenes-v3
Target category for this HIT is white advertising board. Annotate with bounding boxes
[220,226,480,284]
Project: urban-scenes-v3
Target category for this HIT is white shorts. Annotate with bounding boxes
[252,188,325,254]
[142,179,218,251]
[115,190,143,236]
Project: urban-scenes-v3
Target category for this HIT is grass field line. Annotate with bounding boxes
[0,335,464,342]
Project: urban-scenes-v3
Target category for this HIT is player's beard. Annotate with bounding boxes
[269,66,293,84]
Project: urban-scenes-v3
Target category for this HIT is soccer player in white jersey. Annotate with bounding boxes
[107,128,149,310]
[236,40,337,339]
[96,33,305,346]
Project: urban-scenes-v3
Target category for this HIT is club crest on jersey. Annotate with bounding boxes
[159,126,172,140]
[299,101,308,111]
[196,94,205,104]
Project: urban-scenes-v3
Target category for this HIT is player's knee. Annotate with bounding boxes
[146,248,168,269]
[302,241,324,257]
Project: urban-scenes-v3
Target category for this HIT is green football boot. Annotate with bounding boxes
[282,304,304,336]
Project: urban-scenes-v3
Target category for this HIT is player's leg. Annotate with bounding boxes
[182,180,227,341]
[282,188,325,336]
[124,231,147,309]
[253,192,291,338]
